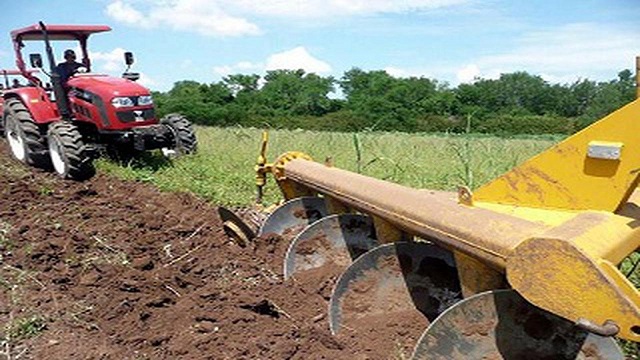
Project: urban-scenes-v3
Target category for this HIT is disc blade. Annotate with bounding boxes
[218,206,258,246]
[328,241,461,352]
[258,196,328,238]
[283,214,378,280]
[411,289,624,360]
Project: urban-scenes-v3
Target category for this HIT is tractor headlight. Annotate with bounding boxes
[138,95,153,106]
[111,96,134,108]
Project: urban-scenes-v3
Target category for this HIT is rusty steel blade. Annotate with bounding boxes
[218,206,259,247]
[283,214,378,280]
[258,196,328,238]
[328,242,461,336]
[411,289,624,360]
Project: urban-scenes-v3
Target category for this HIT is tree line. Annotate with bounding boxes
[152,67,637,135]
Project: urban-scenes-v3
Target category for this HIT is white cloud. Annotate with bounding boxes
[213,61,262,76]
[265,47,332,73]
[105,0,261,37]
[384,66,411,78]
[137,73,156,87]
[214,47,332,78]
[106,1,151,27]
[83,47,158,88]
[369,22,640,87]
[89,48,158,89]
[105,0,470,37]
[224,0,469,18]
[466,23,640,83]
[90,48,127,72]
[455,64,480,83]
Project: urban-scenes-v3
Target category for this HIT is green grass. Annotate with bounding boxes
[96,126,558,207]
[3,315,46,341]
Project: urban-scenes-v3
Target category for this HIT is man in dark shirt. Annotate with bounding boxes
[55,49,85,84]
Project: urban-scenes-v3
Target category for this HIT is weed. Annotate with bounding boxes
[449,139,474,188]
[4,315,46,341]
[0,315,46,359]
[390,341,410,360]
[90,235,130,266]
[618,252,640,358]
[65,301,99,331]
[620,340,639,359]
[22,243,33,256]
[352,133,363,173]
[620,252,640,289]
[0,221,12,251]
[37,185,54,196]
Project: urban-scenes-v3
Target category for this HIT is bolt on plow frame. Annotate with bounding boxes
[221,60,640,359]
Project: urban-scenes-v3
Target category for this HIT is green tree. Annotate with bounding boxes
[455,72,555,117]
[223,74,261,95]
[340,68,443,131]
[577,70,637,128]
[258,69,336,117]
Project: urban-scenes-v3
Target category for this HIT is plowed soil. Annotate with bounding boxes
[0,143,421,360]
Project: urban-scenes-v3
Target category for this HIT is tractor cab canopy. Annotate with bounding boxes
[0,69,37,76]
[11,24,111,42]
[11,23,111,85]
[0,69,28,76]
[0,69,38,89]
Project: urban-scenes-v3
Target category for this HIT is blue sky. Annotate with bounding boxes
[3,0,639,91]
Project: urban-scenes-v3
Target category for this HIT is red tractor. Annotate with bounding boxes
[0,69,38,117]
[1,22,197,180]
[0,69,35,90]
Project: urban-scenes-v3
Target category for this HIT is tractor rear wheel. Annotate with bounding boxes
[160,114,197,156]
[47,121,95,180]
[3,98,50,168]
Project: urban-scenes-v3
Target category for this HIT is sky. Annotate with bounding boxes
[2,0,640,91]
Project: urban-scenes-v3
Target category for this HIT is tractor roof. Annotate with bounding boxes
[0,69,30,75]
[0,69,38,76]
[11,24,111,42]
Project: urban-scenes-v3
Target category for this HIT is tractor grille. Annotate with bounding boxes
[116,109,155,123]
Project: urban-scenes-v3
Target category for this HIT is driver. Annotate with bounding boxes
[55,49,85,84]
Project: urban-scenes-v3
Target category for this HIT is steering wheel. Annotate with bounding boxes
[74,66,88,75]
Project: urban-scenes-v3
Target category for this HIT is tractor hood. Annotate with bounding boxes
[67,74,150,98]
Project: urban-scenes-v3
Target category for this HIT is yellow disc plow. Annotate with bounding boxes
[221,71,640,358]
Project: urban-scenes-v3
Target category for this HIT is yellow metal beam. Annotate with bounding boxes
[475,99,640,212]
[508,235,640,341]
[454,251,505,298]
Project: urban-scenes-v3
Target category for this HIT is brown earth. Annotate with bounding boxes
[0,143,425,360]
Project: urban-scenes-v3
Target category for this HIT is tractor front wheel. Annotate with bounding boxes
[47,121,95,180]
[3,98,50,168]
[160,114,197,157]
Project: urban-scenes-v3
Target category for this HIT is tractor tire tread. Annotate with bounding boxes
[161,113,197,154]
[5,99,50,168]
[48,121,95,180]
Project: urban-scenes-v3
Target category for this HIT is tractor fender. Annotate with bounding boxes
[3,87,59,124]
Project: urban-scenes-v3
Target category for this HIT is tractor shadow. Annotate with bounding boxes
[103,149,173,172]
